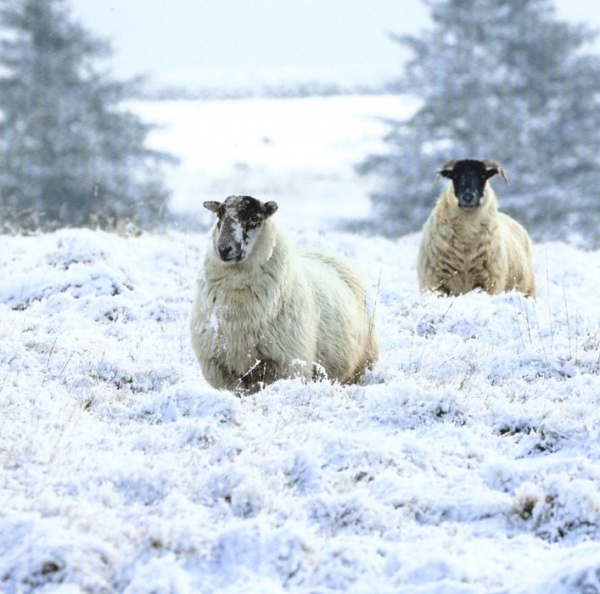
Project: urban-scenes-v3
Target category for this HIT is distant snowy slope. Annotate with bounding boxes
[132,95,416,230]
[1,224,600,593]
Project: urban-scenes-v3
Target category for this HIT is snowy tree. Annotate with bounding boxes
[0,0,176,231]
[360,0,600,246]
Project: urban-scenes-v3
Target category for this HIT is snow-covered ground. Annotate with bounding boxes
[2,96,600,593]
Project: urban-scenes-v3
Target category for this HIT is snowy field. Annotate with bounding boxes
[2,96,600,593]
[133,94,415,230]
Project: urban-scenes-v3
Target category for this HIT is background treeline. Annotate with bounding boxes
[359,0,600,248]
[0,0,176,233]
[1,0,599,248]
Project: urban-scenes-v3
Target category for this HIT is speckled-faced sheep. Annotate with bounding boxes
[417,159,535,298]
[190,195,379,393]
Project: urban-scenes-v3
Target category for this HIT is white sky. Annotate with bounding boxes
[69,0,600,90]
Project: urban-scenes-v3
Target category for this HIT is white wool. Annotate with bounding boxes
[417,179,536,298]
[190,216,379,393]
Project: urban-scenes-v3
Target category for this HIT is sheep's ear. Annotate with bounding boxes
[483,161,508,185]
[436,168,454,183]
[263,201,278,218]
[203,201,221,213]
[436,159,457,182]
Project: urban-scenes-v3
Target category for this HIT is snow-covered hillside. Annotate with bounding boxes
[133,95,416,230]
[3,227,600,593]
[2,96,600,593]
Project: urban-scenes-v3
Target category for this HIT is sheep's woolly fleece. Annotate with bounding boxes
[417,163,535,298]
[2,226,600,594]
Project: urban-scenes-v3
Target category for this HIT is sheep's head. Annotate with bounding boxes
[437,159,508,211]
[204,195,278,264]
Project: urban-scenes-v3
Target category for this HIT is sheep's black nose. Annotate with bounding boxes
[219,246,233,260]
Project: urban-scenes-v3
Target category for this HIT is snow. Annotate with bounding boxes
[2,95,600,593]
[132,95,417,229]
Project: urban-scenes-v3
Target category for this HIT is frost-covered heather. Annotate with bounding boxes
[2,96,600,593]
[2,226,600,594]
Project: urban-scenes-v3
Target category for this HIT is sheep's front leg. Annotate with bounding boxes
[239,359,278,393]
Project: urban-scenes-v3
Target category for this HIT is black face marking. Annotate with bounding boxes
[208,195,278,263]
[440,160,497,210]
[219,195,262,221]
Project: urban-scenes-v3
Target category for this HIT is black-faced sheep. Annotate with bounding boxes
[417,159,536,298]
[190,195,379,393]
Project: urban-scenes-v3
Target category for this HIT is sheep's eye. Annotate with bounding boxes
[249,214,262,225]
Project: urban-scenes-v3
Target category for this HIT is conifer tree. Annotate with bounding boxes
[361,0,600,246]
[0,0,175,231]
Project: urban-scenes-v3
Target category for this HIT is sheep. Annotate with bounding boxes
[417,159,536,298]
[190,195,379,393]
